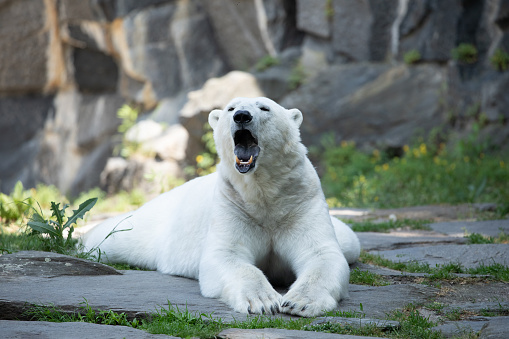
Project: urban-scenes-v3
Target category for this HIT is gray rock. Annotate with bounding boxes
[0,96,53,194]
[281,64,445,150]
[429,219,509,238]
[372,244,509,269]
[118,1,227,104]
[73,48,119,94]
[0,0,49,92]
[203,0,272,69]
[331,0,373,61]
[296,0,331,38]
[76,94,123,149]
[100,157,144,194]
[357,230,467,251]
[34,91,123,196]
[368,0,399,61]
[399,0,462,62]
[218,328,382,339]
[0,320,174,339]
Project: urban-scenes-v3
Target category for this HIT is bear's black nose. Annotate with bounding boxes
[233,110,253,124]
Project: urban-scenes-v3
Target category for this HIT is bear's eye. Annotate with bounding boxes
[227,107,234,112]
[260,106,270,112]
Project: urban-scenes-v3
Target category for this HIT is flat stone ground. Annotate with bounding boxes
[1,205,508,338]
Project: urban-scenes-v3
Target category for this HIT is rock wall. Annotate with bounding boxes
[1,0,508,195]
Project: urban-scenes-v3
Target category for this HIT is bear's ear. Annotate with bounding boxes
[288,108,303,128]
[208,109,221,130]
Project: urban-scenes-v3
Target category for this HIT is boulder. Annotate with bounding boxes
[141,124,189,162]
[125,120,164,144]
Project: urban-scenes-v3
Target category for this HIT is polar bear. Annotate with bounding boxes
[83,97,360,317]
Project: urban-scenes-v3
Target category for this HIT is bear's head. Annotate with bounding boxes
[208,97,304,175]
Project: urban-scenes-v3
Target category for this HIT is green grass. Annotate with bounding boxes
[349,219,431,233]
[350,267,390,286]
[320,131,509,212]
[360,251,509,282]
[24,299,458,339]
[388,304,442,339]
[465,230,509,244]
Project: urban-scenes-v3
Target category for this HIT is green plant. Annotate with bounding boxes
[255,55,279,72]
[464,231,509,244]
[185,123,219,177]
[26,198,97,253]
[490,48,509,72]
[404,49,421,64]
[115,104,140,158]
[25,298,139,328]
[324,306,366,318]
[451,43,478,64]
[389,304,441,339]
[360,251,509,282]
[349,219,431,233]
[325,0,334,18]
[320,131,509,209]
[288,62,306,90]
[0,181,33,223]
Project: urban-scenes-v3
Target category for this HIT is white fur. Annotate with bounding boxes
[83,97,360,317]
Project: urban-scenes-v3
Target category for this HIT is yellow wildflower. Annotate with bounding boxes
[419,143,427,155]
[196,155,204,163]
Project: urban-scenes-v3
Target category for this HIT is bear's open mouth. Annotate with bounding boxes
[233,129,260,174]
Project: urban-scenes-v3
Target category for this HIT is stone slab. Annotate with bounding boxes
[357,231,466,251]
[0,251,120,278]
[218,328,382,339]
[0,252,437,323]
[310,316,400,330]
[429,220,509,238]
[432,319,488,338]
[478,316,509,339]
[341,284,438,319]
[372,244,509,269]
[0,320,173,339]
[432,316,509,339]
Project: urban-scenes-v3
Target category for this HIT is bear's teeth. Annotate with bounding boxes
[235,155,253,165]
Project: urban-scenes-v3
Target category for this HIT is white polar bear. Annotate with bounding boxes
[83,97,360,317]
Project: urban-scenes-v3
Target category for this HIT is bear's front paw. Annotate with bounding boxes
[281,290,337,317]
[227,283,282,315]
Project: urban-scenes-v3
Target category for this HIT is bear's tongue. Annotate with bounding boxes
[234,144,259,173]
